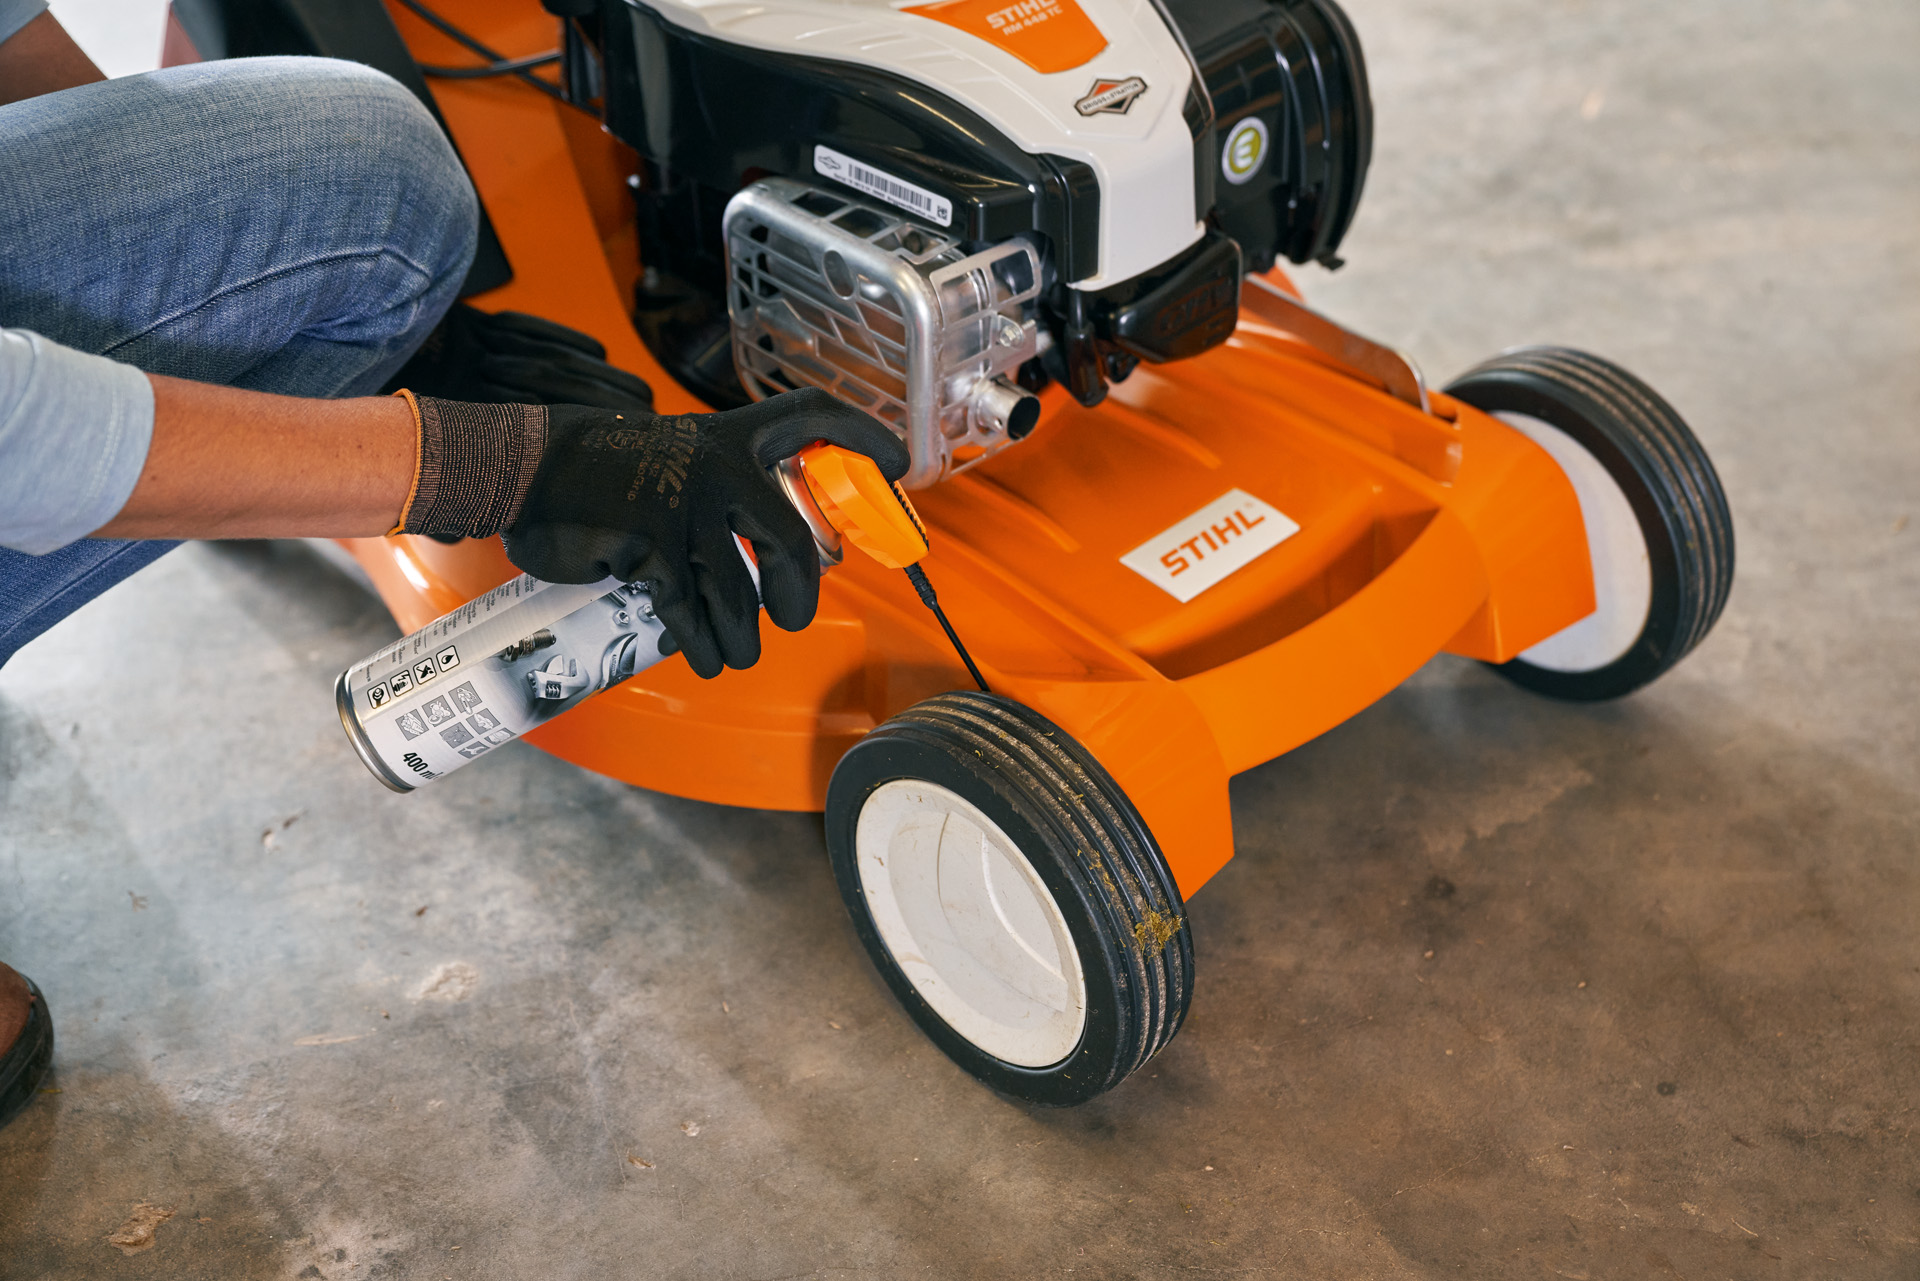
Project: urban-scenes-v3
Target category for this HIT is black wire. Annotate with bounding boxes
[392,0,566,102]
[904,565,990,694]
[392,0,510,62]
[419,51,561,80]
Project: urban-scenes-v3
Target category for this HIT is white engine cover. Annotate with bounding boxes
[632,0,1204,287]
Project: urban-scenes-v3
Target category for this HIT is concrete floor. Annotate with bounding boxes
[3,0,1917,1275]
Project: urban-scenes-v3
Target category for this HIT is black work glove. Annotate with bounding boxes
[383,303,655,412]
[504,389,909,678]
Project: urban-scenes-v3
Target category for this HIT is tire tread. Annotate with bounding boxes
[1447,346,1734,698]
[883,694,1192,1086]
[828,692,1191,1104]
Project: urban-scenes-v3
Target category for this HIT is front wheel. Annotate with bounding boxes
[825,692,1191,1106]
[1447,346,1735,701]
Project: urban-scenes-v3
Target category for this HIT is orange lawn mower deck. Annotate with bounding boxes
[290,0,1732,1105]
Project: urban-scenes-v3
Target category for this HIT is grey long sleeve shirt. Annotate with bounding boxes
[0,329,156,554]
[1,0,161,555]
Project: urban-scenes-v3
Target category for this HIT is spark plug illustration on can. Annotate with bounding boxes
[336,444,932,792]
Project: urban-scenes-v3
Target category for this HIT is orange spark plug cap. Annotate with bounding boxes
[794,444,931,570]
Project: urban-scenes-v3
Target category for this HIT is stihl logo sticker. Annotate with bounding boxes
[1120,490,1300,603]
[987,0,1062,33]
[1076,75,1148,116]
[908,0,1108,76]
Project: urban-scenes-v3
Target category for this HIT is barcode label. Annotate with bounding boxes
[813,145,953,227]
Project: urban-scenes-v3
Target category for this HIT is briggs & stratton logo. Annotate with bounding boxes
[1075,75,1148,117]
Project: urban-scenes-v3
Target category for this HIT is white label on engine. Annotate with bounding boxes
[814,145,953,227]
[1120,490,1300,603]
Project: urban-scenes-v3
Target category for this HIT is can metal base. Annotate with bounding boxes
[335,670,415,793]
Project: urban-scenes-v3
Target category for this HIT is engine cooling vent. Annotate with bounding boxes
[723,179,1043,490]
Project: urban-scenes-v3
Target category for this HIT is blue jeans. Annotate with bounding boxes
[0,57,477,665]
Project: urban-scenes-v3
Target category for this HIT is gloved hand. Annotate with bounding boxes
[392,387,910,679]
[382,303,655,413]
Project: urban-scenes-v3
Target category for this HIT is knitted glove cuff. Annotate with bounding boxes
[389,390,550,538]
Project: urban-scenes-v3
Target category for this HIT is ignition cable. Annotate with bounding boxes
[905,565,991,695]
[393,0,565,102]
[417,51,562,80]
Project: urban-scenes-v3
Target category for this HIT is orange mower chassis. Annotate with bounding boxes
[345,0,1596,899]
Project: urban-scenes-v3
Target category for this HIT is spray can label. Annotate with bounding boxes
[332,444,924,792]
[335,572,667,791]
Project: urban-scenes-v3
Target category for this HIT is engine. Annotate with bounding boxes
[726,181,1046,488]
[561,0,1373,486]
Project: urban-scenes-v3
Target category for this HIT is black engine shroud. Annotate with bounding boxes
[1165,0,1373,274]
[570,0,1372,407]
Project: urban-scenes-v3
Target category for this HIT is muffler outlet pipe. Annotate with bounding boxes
[969,377,1041,440]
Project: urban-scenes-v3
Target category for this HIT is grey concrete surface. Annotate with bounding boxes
[3,0,1917,1275]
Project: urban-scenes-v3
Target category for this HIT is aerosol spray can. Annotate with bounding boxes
[335,445,932,792]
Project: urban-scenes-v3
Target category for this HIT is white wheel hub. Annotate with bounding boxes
[1500,411,1653,672]
[854,780,1087,1068]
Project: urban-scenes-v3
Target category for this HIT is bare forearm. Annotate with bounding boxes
[95,375,417,540]
[0,12,105,107]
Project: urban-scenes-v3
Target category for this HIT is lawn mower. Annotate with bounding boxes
[166,0,1734,1105]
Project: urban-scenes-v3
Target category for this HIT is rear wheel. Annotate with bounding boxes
[825,692,1191,1106]
[1447,346,1734,701]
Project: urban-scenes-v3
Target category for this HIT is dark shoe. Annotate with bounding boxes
[0,963,53,1130]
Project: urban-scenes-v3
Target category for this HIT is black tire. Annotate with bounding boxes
[825,692,1191,1106]
[0,974,53,1129]
[1446,346,1734,701]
